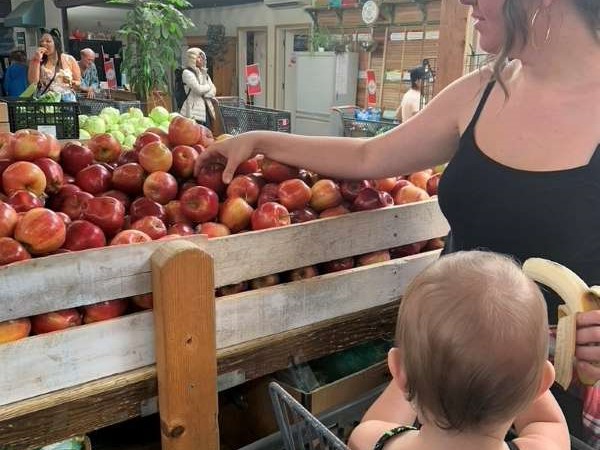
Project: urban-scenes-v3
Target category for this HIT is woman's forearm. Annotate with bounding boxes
[28,61,40,84]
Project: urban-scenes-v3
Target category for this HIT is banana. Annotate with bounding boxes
[522,258,600,388]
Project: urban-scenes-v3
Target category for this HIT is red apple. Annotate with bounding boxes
[196,162,226,197]
[390,179,412,197]
[0,237,31,266]
[258,183,279,207]
[250,273,281,290]
[423,237,445,251]
[180,186,219,223]
[130,216,167,240]
[2,161,47,196]
[83,299,128,324]
[164,200,191,226]
[81,196,125,236]
[261,158,299,183]
[31,308,82,334]
[56,212,71,227]
[145,128,171,148]
[168,223,195,236]
[87,134,122,163]
[46,134,61,161]
[0,201,18,237]
[216,281,248,297]
[143,171,178,205]
[60,191,94,220]
[33,157,64,194]
[226,175,261,205]
[14,208,66,254]
[0,159,13,181]
[339,179,371,202]
[116,148,140,165]
[426,173,441,196]
[111,163,145,196]
[322,257,354,274]
[134,131,162,151]
[7,190,44,213]
[356,250,391,266]
[129,197,167,223]
[197,221,231,238]
[219,197,253,233]
[101,189,131,211]
[0,132,15,160]
[131,293,153,310]
[75,163,112,195]
[251,202,291,230]
[62,220,107,251]
[197,124,214,147]
[393,185,430,205]
[298,169,320,187]
[178,180,197,198]
[407,171,431,191]
[277,179,312,211]
[110,229,152,245]
[373,178,398,193]
[289,207,318,224]
[12,129,49,161]
[309,179,342,212]
[192,144,206,155]
[60,142,94,175]
[48,183,81,210]
[236,157,260,175]
[171,145,199,179]
[289,265,319,281]
[389,242,427,258]
[0,318,31,343]
[138,141,172,173]
[319,204,350,218]
[169,116,202,146]
[352,188,394,211]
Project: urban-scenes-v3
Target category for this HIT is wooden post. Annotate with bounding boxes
[435,0,470,94]
[151,240,218,450]
[378,26,389,109]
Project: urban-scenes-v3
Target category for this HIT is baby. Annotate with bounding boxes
[349,250,569,450]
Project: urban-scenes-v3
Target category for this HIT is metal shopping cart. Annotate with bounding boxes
[216,97,291,136]
[331,105,398,138]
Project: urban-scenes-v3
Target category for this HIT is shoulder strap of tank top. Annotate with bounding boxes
[467,80,496,131]
[373,425,417,450]
[507,440,520,450]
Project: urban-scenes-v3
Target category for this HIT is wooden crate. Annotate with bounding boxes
[0,102,10,133]
[0,200,449,449]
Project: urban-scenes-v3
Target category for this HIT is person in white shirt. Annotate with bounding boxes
[395,67,425,122]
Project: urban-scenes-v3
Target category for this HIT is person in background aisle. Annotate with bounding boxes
[78,48,99,99]
[28,29,81,102]
[196,0,600,445]
[180,47,217,127]
[348,251,569,450]
[3,50,28,97]
[394,67,425,123]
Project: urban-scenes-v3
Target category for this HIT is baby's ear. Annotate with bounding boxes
[387,348,408,393]
[537,360,555,397]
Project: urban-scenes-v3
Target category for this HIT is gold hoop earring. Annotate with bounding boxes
[531,6,552,49]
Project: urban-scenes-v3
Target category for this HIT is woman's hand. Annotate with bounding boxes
[575,309,600,384]
[34,47,46,62]
[195,133,257,183]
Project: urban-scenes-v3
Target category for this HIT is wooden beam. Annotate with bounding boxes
[435,0,470,93]
[0,302,398,450]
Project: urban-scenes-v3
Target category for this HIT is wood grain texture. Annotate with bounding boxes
[435,0,470,93]
[0,201,448,322]
[151,241,218,450]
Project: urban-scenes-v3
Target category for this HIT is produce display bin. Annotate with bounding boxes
[216,96,291,135]
[332,105,398,138]
[0,200,449,449]
[77,93,141,115]
[1,97,80,139]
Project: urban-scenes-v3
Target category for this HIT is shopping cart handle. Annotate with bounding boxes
[331,105,359,113]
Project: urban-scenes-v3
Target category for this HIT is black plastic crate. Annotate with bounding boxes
[77,94,141,115]
[2,98,80,139]
[217,97,291,135]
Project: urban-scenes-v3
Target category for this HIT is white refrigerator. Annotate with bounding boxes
[293,52,359,136]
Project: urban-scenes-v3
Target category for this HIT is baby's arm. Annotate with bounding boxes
[512,390,570,450]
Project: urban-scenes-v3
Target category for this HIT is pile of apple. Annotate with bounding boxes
[0,115,443,344]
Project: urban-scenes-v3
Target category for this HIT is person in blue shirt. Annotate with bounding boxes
[3,50,28,97]
[78,48,99,98]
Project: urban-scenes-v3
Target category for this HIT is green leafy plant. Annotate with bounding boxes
[108,0,194,101]
[206,24,226,63]
[309,27,332,52]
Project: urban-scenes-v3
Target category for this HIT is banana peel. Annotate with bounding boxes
[523,258,600,388]
[215,133,233,142]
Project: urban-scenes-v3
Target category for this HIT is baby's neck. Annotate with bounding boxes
[414,421,511,450]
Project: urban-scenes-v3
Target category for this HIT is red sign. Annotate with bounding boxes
[104,58,117,89]
[366,70,377,106]
[245,64,262,97]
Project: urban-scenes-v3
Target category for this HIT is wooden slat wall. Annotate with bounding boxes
[313,1,441,111]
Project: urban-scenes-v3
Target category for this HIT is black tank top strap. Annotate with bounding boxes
[586,144,600,167]
[373,425,417,450]
[507,440,520,450]
[465,80,496,132]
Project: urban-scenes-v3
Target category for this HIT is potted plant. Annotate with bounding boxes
[309,27,332,52]
[108,0,194,110]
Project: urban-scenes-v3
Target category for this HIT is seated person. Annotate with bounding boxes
[349,250,570,450]
[3,50,28,96]
[78,48,99,99]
